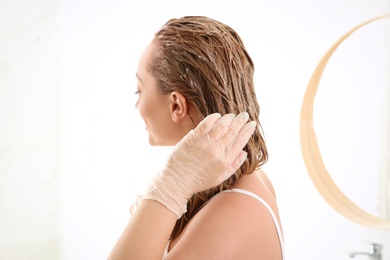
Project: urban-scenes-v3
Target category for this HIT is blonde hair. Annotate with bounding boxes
[149,16,268,239]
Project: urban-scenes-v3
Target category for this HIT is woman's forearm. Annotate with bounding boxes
[108,113,255,259]
[108,200,177,260]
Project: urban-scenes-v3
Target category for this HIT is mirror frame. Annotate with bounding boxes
[300,14,390,230]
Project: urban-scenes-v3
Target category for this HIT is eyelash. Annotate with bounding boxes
[134,90,140,95]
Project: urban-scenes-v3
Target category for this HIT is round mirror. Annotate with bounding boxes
[300,14,390,230]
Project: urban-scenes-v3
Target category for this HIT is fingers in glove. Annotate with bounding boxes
[208,113,235,139]
[221,112,250,146]
[193,113,221,137]
[230,150,248,172]
[219,150,248,182]
[230,120,257,153]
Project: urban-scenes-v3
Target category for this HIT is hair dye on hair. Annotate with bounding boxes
[149,16,268,239]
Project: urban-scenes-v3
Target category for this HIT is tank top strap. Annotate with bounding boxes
[221,188,285,260]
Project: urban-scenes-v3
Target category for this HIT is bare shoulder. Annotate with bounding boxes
[165,170,283,260]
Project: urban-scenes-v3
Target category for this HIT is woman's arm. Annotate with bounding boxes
[108,113,256,259]
[108,200,176,259]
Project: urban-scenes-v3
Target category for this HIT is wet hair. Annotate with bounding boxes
[149,16,268,239]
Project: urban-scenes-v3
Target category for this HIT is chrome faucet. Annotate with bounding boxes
[350,243,382,260]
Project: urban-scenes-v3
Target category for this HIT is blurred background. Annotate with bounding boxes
[0,0,389,259]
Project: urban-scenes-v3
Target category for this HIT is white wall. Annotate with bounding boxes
[1,0,389,259]
[0,0,61,259]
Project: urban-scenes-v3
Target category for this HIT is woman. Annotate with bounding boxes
[109,16,284,259]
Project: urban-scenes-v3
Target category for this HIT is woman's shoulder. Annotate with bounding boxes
[165,170,283,260]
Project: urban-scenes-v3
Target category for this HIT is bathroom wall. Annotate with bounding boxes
[1,0,389,259]
[0,0,61,259]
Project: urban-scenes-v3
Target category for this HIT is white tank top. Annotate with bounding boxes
[163,188,285,259]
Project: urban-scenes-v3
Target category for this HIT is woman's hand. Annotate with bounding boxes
[108,112,256,260]
[143,112,256,218]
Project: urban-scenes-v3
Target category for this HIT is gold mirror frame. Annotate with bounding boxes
[300,14,390,230]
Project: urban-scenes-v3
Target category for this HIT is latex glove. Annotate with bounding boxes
[129,193,142,216]
[142,112,256,218]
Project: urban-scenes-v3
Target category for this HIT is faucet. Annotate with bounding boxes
[350,243,382,260]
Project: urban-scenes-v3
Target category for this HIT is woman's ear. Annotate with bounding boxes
[169,91,188,123]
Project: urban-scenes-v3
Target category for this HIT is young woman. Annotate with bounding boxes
[109,16,284,260]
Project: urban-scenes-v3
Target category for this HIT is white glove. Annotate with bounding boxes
[142,112,256,218]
